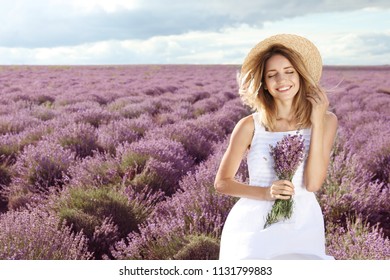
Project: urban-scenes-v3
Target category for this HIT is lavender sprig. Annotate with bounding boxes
[264,133,305,229]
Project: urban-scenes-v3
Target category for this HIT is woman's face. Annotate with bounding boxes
[263,54,300,102]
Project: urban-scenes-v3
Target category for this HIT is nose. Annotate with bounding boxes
[275,73,288,83]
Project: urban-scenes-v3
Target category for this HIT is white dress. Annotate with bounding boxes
[219,112,334,260]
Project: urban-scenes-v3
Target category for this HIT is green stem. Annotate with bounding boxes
[264,198,294,228]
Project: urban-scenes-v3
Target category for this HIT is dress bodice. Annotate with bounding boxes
[247,112,312,196]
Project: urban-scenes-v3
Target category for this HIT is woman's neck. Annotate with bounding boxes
[275,100,293,117]
[275,103,295,122]
[273,118,300,132]
[273,105,299,132]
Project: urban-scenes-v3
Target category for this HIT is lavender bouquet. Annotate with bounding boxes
[264,133,305,229]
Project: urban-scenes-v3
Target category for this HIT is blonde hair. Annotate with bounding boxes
[238,44,321,131]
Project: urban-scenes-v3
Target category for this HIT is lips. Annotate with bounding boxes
[276,85,292,92]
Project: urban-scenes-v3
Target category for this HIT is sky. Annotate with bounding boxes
[0,0,389,65]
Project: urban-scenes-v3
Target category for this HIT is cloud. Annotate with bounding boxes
[1,0,390,48]
[0,25,259,65]
[1,24,389,66]
[360,33,390,55]
[1,1,389,65]
[312,32,390,65]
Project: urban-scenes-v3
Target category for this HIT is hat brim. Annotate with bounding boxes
[242,34,322,83]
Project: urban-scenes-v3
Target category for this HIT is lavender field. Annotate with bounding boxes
[0,64,389,260]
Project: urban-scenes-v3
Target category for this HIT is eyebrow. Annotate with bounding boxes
[266,66,294,73]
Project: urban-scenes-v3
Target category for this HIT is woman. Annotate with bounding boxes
[214,34,337,260]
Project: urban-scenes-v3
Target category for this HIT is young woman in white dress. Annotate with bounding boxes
[214,34,338,260]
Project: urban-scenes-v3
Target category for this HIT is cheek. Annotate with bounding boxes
[264,79,273,89]
[293,75,300,87]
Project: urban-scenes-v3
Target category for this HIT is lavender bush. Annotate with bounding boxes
[66,152,122,188]
[326,217,390,260]
[5,140,75,208]
[0,134,19,163]
[0,206,91,259]
[117,137,194,195]
[97,119,140,154]
[73,107,118,128]
[53,122,101,158]
[90,217,120,259]
[172,234,220,260]
[0,112,40,135]
[55,186,140,238]
[53,185,142,259]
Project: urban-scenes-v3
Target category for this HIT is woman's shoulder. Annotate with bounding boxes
[230,114,256,144]
[228,114,256,150]
[235,114,255,133]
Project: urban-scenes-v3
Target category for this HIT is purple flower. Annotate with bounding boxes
[270,133,305,181]
[264,133,305,228]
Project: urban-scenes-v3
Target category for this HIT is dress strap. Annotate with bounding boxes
[252,112,266,132]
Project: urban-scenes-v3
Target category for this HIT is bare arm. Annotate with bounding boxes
[305,88,338,192]
[214,115,295,200]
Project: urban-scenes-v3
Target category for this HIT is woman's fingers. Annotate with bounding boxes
[270,180,295,199]
[306,94,318,104]
[307,89,329,106]
[273,180,294,189]
[274,194,292,200]
[307,93,322,104]
[270,190,292,200]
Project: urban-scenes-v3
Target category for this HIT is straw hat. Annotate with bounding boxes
[241,34,323,83]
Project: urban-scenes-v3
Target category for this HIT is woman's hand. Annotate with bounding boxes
[306,86,329,126]
[266,180,295,201]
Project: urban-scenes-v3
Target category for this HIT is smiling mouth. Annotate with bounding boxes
[276,85,292,92]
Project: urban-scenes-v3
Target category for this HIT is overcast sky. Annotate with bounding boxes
[0,0,389,65]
